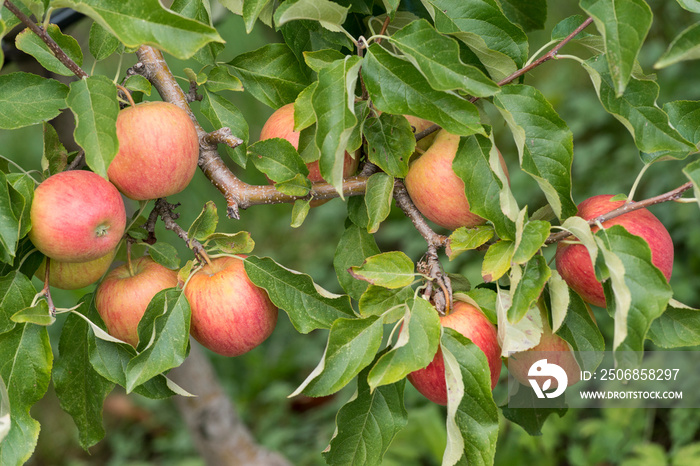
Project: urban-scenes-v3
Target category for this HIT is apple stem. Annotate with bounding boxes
[42,257,56,317]
[116,83,136,107]
[126,241,135,277]
[199,249,214,269]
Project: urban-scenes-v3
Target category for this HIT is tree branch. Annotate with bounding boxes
[134,45,370,219]
[4,0,88,78]
[151,199,211,265]
[545,182,693,244]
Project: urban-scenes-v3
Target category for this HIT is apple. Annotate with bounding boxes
[506,323,581,388]
[555,194,674,308]
[404,129,509,231]
[407,301,501,405]
[35,250,115,290]
[259,103,359,205]
[404,114,436,152]
[28,170,126,262]
[183,255,278,357]
[95,256,178,347]
[108,101,200,201]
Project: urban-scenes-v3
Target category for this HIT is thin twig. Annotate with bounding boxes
[204,128,244,149]
[4,0,88,78]
[153,198,212,266]
[393,179,447,248]
[545,182,693,244]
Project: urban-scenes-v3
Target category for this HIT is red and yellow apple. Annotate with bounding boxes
[28,170,126,262]
[404,114,436,152]
[555,194,674,308]
[404,129,509,231]
[184,255,278,357]
[259,103,359,205]
[95,256,178,347]
[108,101,199,201]
[35,250,115,290]
[407,301,501,405]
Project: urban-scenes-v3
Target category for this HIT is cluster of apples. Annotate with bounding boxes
[28,101,277,357]
[396,120,674,402]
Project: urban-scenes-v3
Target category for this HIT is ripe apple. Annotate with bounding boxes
[28,170,126,262]
[35,250,115,290]
[184,255,278,357]
[407,301,501,405]
[404,129,509,231]
[555,194,674,308]
[506,323,581,388]
[259,103,359,205]
[108,101,200,201]
[404,114,436,152]
[95,256,178,347]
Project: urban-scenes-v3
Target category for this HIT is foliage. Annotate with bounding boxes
[1,0,700,465]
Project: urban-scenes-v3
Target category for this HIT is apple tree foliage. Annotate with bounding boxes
[1,0,700,465]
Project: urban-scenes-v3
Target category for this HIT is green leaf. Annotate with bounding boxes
[291,316,384,397]
[367,298,440,390]
[313,56,362,197]
[147,242,180,270]
[464,288,497,324]
[15,24,83,76]
[170,0,224,66]
[364,113,416,178]
[334,224,381,301]
[500,0,547,32]
[655,22,700,69]
[0,271,36,334]
[66,75,119,178]
[551,15,596,41]
[446,226,495,260]
[324,362,408,466]
[482,240,514,283]
[280,19,352,66]
[124,74,152,96]
[303,49,345,72]
[388,19,500,97]
[580,0,652,96]
[0,323,52,466]
[188,201,218,242]
[358,285,413,318]
[42,122,68,177]
[52,0,223,60]
[0,174,21,264]
[452,134,516,239]
[676,0,700,13]
[245,255,355,333]
[493,85,577,220]
[555,289,605,372]
[508,255,551,323]
[53,299,114,450]
[512,219,551,265]
[598,225,673,369]
[582,55,696,162]
[202,231,255,255]
[500,389,567,436]
[11,301,54,326]
[6,173,33,242]
[293,82,318,131]
[274,0,350,34]
[441,328,499,466]
[88,20,120,60]
[204,65,244,93]
[363,44,483,137]
[248,138,309,184]
[648,300,700,348]
[0,72,68,130]
[242,0,273,33]
[349,251,415,289]
[200,87,248,167]
[498,298,543,355]
[420,0,528,80]
[227,43,310,109]
[290,199,311,228]
[126,289,190,392]
[365,173,394,234]
[665,100,700,148]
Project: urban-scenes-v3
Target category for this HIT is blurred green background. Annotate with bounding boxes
[2,1,700,465]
